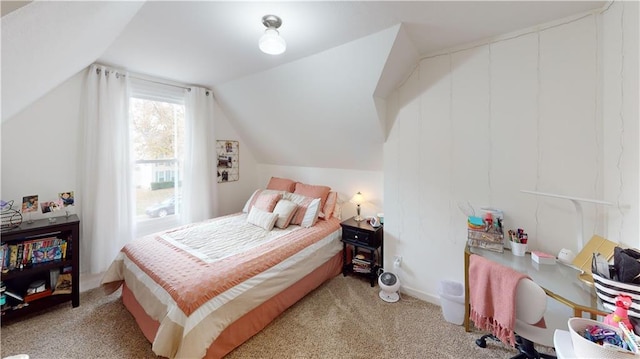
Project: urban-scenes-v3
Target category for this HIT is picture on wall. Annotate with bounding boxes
[21,195,39,213]
[216,140,239,183]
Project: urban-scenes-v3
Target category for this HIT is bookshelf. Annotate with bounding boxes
[1,215,79,323]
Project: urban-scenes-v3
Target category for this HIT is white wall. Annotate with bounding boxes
[213,99,260,215]
[1,66,260,261]
[602,1,640,249]
[2,70,85,220]
[384,3,639,304]
[256,164,383,223]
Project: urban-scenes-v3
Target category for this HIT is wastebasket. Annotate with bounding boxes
[438,280,465,325]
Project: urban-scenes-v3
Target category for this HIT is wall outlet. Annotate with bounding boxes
[393,255,402,268]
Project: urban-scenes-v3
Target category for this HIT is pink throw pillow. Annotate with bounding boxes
[293,182,331,216]
[253,193,282,212]
[320,191,338,220]
[266,177,296,192]
[289,196,314,226]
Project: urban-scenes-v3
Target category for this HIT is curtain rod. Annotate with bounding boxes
[129,74,214,96]
[92,63,213,94]
[129,75,192,92]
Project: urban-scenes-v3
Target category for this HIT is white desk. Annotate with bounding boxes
[464,246,607,332]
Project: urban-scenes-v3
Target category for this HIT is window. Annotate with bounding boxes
[129,83,185,236]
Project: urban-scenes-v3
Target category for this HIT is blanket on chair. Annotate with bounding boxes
[469,254,527,347]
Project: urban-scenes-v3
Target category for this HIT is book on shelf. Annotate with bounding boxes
[353,268,371,274]
[353,263,371,273]
[0,244,5,272]
[4,290,24,302]
[352,258,371,266]
[15,243,24,267]
[50,269,60,289]
[52,273,72,295]
[8,244,18,270]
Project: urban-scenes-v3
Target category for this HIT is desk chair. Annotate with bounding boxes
[476,278,557,359]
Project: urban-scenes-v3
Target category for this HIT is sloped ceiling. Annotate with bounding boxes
[1,1,145,121]
[2,1,606,171]
[215,25,399,170]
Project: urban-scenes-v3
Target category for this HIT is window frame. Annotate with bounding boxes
[129,79,186,237]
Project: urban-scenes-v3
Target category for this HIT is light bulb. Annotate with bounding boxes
[259,28,286,55]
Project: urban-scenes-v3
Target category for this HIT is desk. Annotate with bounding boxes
[463,246,607,332]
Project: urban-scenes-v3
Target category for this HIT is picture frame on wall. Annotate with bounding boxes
[216,140,239,183]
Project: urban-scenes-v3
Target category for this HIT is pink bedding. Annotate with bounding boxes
[123,251,343,359]
[102,213,342,359]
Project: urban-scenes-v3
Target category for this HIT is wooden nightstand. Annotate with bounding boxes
[340,216,383,287]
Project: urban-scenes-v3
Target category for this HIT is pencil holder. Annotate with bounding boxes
[511,242,527,256]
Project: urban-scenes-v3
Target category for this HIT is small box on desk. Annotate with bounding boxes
[531,251,556,265]
[467,228,504,253]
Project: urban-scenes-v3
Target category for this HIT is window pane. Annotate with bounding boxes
[130,97,184,229]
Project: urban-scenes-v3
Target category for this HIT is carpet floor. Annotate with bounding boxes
[1,275,554,358]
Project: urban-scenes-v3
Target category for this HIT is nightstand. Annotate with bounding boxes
[340,216,383,287]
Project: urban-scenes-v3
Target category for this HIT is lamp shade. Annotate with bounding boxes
[259,28,286,55]
[350,192,365,205]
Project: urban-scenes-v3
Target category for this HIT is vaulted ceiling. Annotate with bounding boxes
[2,1,606,171]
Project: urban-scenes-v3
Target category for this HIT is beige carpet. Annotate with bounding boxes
[1,275,553,358]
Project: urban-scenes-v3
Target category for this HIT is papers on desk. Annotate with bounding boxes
[532,251,556,265]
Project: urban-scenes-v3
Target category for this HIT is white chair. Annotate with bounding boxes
[476,278,557,359]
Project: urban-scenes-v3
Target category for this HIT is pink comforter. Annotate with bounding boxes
[102,213,341,359]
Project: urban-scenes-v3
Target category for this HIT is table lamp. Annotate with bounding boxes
[350,192,365,222]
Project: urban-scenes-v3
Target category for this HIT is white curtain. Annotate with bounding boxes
[182,87,218,223]
[79,64,135,274]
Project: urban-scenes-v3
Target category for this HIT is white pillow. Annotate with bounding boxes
[242,189,261,213]
[247,207,278,231]
[332,196,345,220]
[273,199,298,229]
[283,193,322,228]
[300,198,321,228]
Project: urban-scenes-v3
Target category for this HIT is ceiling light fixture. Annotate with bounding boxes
[259,14,286,55]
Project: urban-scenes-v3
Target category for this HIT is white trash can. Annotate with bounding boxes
[438,280,465,325]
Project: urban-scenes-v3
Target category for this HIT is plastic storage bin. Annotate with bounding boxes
[567,317,637,359]
[439,280,465,325]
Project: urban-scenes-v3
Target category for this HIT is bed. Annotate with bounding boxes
[102,183,343,359]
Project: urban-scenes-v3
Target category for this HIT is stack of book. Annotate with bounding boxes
[352,253,372,274]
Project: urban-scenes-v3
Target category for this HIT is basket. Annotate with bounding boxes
[592,273,640,319]
[1,200,22,231]
[568,318,638,358]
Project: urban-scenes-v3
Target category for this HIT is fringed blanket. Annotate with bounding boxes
[469,254,527,347]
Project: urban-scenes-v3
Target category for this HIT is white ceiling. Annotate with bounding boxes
[2,1,606,170]
[97,1,607,87]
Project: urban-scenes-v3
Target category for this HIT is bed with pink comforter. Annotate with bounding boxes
[102,212,342,359]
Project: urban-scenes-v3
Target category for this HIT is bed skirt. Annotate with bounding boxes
[122,250,343,359]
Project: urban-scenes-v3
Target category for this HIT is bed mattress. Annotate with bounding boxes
[102,213,342,359]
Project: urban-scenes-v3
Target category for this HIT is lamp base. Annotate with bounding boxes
[354,215,364,222]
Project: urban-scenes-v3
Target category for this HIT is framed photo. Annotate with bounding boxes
[216,140,239,183]
[41,199,62,214]
[58,191,75,207]
[21,195,39,213]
